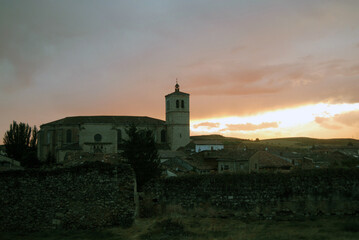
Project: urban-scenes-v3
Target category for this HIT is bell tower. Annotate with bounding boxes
[165,82,190,150]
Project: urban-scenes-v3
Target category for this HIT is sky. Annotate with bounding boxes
[1,0,359,141]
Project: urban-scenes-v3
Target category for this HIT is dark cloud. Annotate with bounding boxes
[193,122,220,129]
[186,58,359,120]
[184,64,293,96]
[224,122,279,131]
[1,0,359,140]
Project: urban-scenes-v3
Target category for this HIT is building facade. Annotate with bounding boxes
[194,140,224,153]
[165,83,190,151]
[38,85,190,162]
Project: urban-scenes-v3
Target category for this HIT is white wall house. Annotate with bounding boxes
[195,141,224,153]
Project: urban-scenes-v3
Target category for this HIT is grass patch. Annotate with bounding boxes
[139,218,195,240]
[342,219,359,232]
[0,229,122,240]
[1,216,359,240]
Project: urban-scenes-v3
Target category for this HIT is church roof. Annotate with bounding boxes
[165,82,189,97]
[165,91,189,97]
[41,116,165,127]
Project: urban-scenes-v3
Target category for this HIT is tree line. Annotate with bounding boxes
[2,121,40,168]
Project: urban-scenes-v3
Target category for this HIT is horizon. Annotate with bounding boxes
[1,1,359,142]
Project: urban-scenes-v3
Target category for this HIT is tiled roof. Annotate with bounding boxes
[158,150,186,159]
[41,116,165,127]
[252,151,292,168]
[183,157,216,170]
[217,158,248,162]
[205,149,256,161]
[194,140,224,145]
[161,158,190,172]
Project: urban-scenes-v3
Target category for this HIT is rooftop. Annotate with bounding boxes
[41,116,165,127]
[252,151,293,168]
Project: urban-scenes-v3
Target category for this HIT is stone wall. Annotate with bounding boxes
[0,162,135,231]
[142,169,359,219]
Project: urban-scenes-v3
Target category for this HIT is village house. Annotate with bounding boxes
[249,151,293,173]
[0,155,22,172]
[217,149,256,173]
[161,156,194,177]
[194,140,224,153]
[217,158,249,173]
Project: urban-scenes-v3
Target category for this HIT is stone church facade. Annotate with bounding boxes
[37,84,190,162]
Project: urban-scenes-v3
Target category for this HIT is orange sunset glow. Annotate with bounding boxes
[1,1,359,141]
[191,103,359,139]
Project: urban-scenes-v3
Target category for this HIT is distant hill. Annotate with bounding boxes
[259,137,359,148]
[190,135,247,144]
[190,135,359,148]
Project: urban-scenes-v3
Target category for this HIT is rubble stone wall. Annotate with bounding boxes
[0,162,135,231]
[143,169,359,219]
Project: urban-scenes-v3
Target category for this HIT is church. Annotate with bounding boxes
[37,83,190,162]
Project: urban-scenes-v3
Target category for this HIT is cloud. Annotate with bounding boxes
[193,122,220,129]
[224,122,279,131]
[334,110,359,128]
[314,117,342,130]
[184,64,294,96]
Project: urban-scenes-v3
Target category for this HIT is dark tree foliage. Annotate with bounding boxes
[122,124,161,191]
[3,121,39,168]
[30,126,38,150]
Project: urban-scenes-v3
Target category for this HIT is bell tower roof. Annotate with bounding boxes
[165,80,189,97]
[175,79,180,92]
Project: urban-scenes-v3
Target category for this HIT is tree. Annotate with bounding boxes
[3,121,39,167]
[122,124,161,191]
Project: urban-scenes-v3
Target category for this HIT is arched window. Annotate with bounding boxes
[181,100,184,108]
[46,132,51,144]
[176,100,179,108]
[66,129,72,143]
[161,130,166,143]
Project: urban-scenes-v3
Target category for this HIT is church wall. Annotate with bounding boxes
[38,125,81,162]
[166,94,189,109]
[38,122,167,162]
[116,125,166,144]
[165,87,190,150]
[38,126,56,161]
[167,125,190,150]
[166,112,190,125]
[79,124,117,154]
